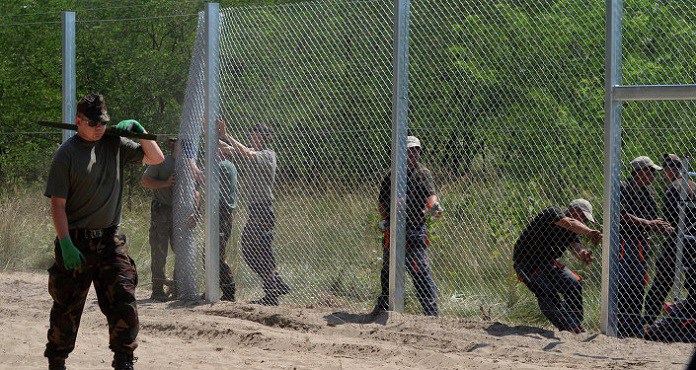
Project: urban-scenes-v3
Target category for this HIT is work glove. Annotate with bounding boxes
[114,119,145,134]
[58,237,86,270]
[425,201,444,219]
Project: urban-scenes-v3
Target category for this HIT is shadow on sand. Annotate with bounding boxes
[323,311,389,326]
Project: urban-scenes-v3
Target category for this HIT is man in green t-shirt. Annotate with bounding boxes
[186,119,240,301]
[142,137,178,301]
[44,93,164,370]
[215,126,240,301]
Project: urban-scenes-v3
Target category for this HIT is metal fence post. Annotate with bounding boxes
[204,2,221,302]
[601,0,623,336]
[389,0,410,313]
[61,11,75,142]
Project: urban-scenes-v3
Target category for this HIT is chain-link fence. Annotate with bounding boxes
[174,0,609,328]
[172,0,696,343]
[610,0,696,342]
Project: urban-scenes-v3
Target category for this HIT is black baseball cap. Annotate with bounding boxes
[77,93,110,124]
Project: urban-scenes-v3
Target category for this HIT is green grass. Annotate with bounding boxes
[1,179,603,331]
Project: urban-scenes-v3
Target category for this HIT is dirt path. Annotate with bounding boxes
[0,271,692,369]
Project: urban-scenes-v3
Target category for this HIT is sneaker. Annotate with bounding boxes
[250,295,279,306]
[112,352,136,370]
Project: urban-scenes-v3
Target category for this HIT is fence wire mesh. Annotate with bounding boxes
[175,0,614,330]
[164,0,696,340]
[617,100,696,342]
[611,0,696,342]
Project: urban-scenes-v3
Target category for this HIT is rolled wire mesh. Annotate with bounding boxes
[173,13,208,300]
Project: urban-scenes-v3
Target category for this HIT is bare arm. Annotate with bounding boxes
[218,138,256,160]
[50,196,70,239]
[140,138,164,165]
[554,217,602,244]
[620,211,674,236]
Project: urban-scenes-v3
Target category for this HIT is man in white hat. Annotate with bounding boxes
[616,155,674,338]
[373,135,443,316]
[513,199,602,333]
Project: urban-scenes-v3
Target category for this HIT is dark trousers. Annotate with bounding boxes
[241,203,285,296]
[149,200,173,292]
[378,226,439,316]
[45,228,139,360]
[516,259,583,331]
[645,237,696,323]
[218,209,236,297]
[616,237,650,337]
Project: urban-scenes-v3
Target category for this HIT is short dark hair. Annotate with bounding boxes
[250,123,273,142]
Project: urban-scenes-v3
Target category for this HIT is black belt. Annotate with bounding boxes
[72,226,116,239]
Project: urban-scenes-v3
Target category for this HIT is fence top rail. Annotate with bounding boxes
[613,85,696,101]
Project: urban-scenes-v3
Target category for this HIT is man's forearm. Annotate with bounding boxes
[50,198,70,239]
[620,212,650,228]
[557,217,593,236]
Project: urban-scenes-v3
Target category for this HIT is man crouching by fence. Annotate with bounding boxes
[43,93,163,370]
[513,199,602,333]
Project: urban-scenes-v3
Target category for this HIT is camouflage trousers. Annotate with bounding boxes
[44,227,139,361]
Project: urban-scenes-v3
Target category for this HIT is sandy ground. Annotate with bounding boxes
[0,271,693,370]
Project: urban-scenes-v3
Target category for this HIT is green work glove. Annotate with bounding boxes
[114,119,145,134]
[58,237,86,270]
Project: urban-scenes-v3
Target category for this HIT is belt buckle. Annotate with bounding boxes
[89,229,103,238]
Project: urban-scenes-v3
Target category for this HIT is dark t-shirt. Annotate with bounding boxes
[664,179,696,233]
[620,178,658,240]
[378,164,436,230]
[144,154,175,206]
[45,135,145,229]
[513,206,579,268]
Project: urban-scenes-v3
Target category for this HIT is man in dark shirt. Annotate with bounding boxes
[44,93,164,369]
[644,154,696,326]
[372,136,443,316]
[617,156,674,338]
[513,199,602,332]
